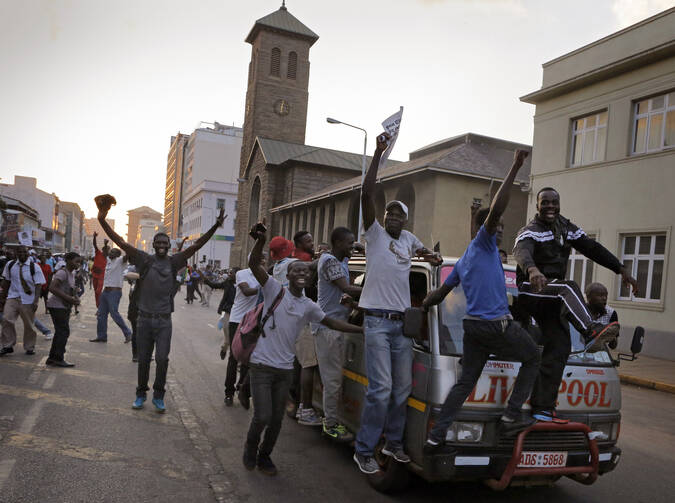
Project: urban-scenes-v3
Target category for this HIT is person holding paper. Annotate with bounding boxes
[353,133,441,475]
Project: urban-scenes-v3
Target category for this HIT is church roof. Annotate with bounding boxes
[253,137,400,173]
[270,133,531,212]
[245,4,319,45]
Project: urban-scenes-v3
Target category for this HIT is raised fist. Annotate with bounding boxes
[95,194,117,213]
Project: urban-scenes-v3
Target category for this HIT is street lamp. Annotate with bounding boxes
[326,117,367,241]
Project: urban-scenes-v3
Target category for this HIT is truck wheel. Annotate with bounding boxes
[366,443,411,493]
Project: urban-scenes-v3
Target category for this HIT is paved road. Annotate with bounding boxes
[0,287,673,502]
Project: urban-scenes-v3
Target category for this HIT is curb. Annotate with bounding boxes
[619,374,675,395]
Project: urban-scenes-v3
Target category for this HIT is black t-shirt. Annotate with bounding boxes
[134,250,187,314]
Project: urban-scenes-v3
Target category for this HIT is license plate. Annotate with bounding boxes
[517,451,568,468]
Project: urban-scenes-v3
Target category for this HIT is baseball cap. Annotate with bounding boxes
[269,236,294,261]
[385,200,409,218]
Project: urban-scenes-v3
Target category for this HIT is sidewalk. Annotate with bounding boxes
[618,354,675,394]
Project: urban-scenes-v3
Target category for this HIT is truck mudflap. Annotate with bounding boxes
[484,421,599,491]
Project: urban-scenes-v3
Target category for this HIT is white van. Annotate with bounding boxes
[312,256,643,493]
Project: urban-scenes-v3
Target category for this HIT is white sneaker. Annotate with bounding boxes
[44,332,53,340]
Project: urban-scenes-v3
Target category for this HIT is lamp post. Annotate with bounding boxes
[326,117,367,241]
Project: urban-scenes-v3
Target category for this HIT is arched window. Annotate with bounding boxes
[270,47,281,77]
[395,183,416,232]
[248,177,261,229]
[287,51,297,79]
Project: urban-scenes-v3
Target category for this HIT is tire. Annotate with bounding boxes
[366,442,411,493]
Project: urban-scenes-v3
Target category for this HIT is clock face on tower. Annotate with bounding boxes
[273,99,291,116]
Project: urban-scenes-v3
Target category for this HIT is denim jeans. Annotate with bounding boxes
[48,308,71,361]
[315,326,345,426]
[428,319,541,443]
[97,289,131,341]
[136,315,172,399]
[355,315,413,457]
[246,363,293,457]
[33,317,51,335]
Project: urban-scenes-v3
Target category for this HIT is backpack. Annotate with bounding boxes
[7,259,36,278]
[232,286,286,364]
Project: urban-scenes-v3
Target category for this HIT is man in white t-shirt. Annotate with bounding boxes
[223,264,261,406]
[91,248,132,343]
[0,245,46,356]
[243,224,363,476]
[353,133,441,475]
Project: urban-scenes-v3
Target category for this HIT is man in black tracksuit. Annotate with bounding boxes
[513,187,637,423]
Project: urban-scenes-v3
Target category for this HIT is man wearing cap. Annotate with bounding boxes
[270,236,296,287]
[353,133,442,474]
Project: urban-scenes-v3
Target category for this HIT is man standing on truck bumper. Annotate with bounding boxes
[422,150,541,452]
[353,133,442,475]
[513,188,638,422]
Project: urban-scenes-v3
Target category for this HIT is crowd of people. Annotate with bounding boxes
[0,132,638,482]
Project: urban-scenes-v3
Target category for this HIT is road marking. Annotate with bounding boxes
[26,356,48,384]
[17,401,44,434]
[207,323,215,329]
[0,385,180,426]
[43,373,57,389]
[1,360,133,386]
[3,432,192,481]
[0,459,16,491]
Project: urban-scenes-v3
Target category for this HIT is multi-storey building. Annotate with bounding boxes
[60,201,85,253]
[164,133,189,240]
[127,206,163,247]
[520,7,675,359]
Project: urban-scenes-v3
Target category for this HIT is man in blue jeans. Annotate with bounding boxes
[90,248,132,343]
[353,133,442,475]
[421,150,541,453]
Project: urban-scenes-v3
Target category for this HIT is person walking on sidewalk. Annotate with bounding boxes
[91,232,109,308]
[90,248,132,343]
[0,245,46,356]
[94,193,227,413]
[353,133,442,475]
[46,252,82,367]
[316,226,362,442]
[513,188,638,423]
[422,150,541,454]
[243,223,364,476]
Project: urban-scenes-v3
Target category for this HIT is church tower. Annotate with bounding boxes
[239,3,319,175]
[231,3,318,265]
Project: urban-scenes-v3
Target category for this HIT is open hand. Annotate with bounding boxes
[620,267,639,296]
[216,208,227,227]
[528,267,547,293]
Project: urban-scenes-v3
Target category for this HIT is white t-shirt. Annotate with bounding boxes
[250,276,325,370]
[358,220,423,313]
[2,260,46,304]
[272,257,298,287]
[229,268,260,323]
[103,256,125,288]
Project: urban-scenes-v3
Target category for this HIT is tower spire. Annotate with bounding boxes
[281,1,286,10]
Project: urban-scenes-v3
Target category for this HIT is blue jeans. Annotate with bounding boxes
[355,315,413,456]
[97,289,131,341]
[136,315,172,399]
[34,317,51,335]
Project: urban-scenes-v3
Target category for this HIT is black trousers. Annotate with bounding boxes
[517,280,592,412]
[246,363,293,457]
[429,319,540,443]
[136,315,172,399]
[225,322,249,397]
[48,308,71,361]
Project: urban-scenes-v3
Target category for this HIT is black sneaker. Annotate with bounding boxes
[353,453,380,474]
[224,395,234,406]
[423,439,457,456]
[0,347,14,356]
[499,413,537,437]
[243,445,257,471]
[257,454,277,476]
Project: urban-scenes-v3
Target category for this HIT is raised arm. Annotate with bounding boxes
[572,235,638,295]
[181,209,226,259]
[248,223,269,287]
[177,236,188,251]
[93,232,99,252]
[97,208,137,257]
[361,133,390,231]
[485,149,528,234]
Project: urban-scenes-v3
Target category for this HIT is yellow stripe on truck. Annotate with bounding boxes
[341,369,426,412]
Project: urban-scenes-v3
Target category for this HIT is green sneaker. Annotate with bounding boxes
[323,421,354,443]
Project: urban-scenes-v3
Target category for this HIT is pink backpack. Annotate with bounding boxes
[232,286,286,364]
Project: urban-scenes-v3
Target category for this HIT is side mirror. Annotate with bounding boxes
[619,326,645,362]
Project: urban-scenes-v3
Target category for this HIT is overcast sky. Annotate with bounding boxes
[1,0,672,230]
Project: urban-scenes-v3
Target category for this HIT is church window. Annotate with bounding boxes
[271,47,281,77]
[287,51,297,79]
